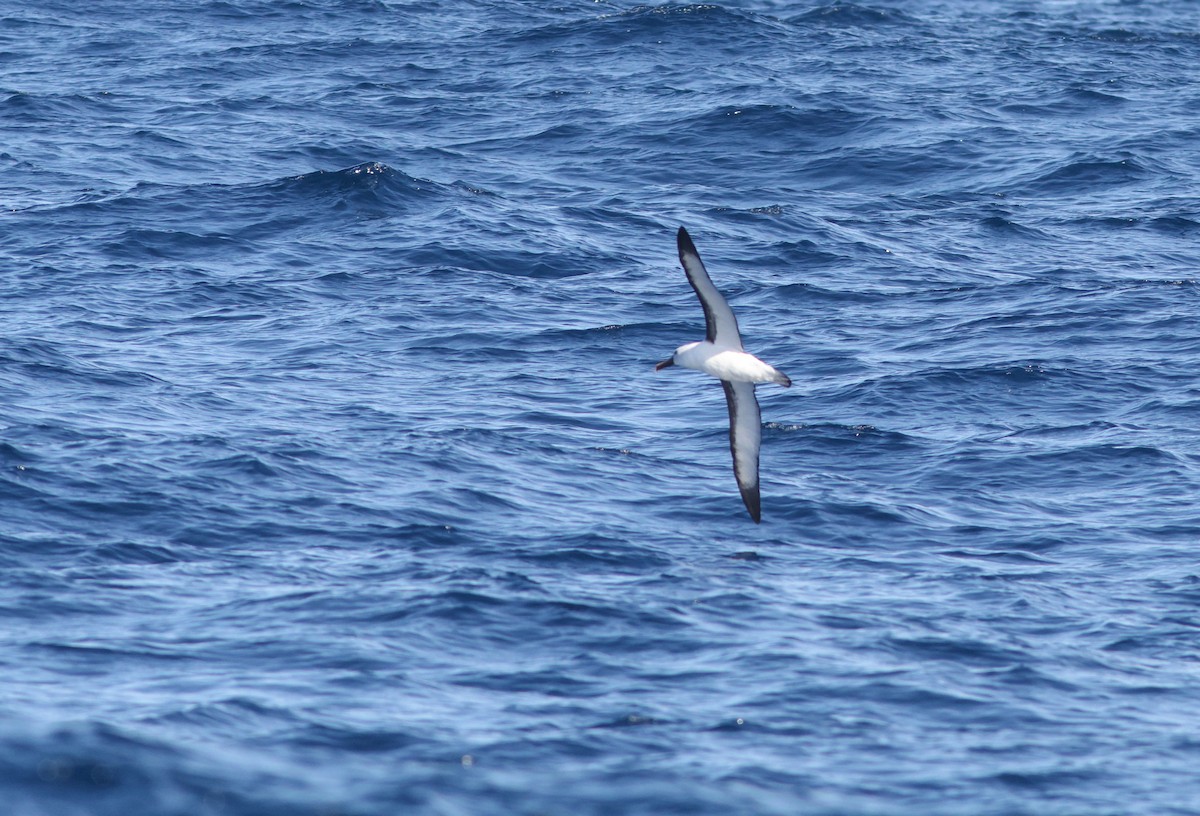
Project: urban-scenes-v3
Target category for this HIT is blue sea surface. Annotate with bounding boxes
[4,1,1200,814]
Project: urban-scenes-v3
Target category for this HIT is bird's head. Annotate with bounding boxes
[655,342,699,371]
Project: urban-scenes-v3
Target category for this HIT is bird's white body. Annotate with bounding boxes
[673,341,790,385]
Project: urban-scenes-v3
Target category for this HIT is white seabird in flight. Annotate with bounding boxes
[655,227,791,523]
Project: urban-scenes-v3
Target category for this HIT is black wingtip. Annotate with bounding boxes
[677,226,696,255]
[741,487,762,523]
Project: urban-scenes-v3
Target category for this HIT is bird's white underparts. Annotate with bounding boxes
[655,226,791,523]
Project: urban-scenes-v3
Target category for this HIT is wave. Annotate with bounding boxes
[789,3,919,27]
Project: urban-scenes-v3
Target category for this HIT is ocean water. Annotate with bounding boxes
[4,1,1200,813]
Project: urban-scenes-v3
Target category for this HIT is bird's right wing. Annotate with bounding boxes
[678,227,743,349]
[722,379,762,523]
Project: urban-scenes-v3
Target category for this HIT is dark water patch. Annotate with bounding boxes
[516,4,769,50]
[149,697,303,731]
[17,162,445,245]
[1148,215,1200,235]
[1085,28,1144,44]
[0,577,109,619]
[941,549,1057,566]
[885,635,1027,669]
[800,499,911,532]
[803,140,993,193]
[532,324,638,345]
[976,214,1053,240]
[398,245,596,279]
[985,766,1105,791]
[451,668,606,696]
[0,440,35,464]
[1066,87,1129,106]
[243,162,444,222]
[790,3,918,27]
[833,679,994,712]
[101,227,241,262]
[197,453,280,479]
[772,279,880,304]
[0,90,119,123]
[1046,23,1200,46]
[27,640,197,665]
[0,341,165,390]
[816,613,870,630]
[592,713,671,729]
[1011,154,1151,195]
[727,204,785,218]
[0,720,339,816]
[293,723,424,753]
[517,534,674,572]
[1018,443,1183,469]
[82,540,186,566]
[1062,211,1200,241]
[983,663,1080,693]
[666,103,882,157]
[767,422,920,447]
[999,86,1130,117]
[996,420,1123,443]
[827,362,1070,411]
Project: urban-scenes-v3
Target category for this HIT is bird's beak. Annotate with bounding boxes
[655,358,675,371]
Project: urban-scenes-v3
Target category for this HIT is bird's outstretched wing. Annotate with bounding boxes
[678,227,743,349]
[721,379,762,523]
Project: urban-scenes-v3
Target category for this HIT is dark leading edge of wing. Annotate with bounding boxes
[721,379,762,523]
[677,227,743,349]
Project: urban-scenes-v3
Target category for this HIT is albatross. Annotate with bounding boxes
[655,227,791,523]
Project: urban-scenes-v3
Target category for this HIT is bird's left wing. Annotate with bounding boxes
[722,379,762,523]
[678,227,743,349]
